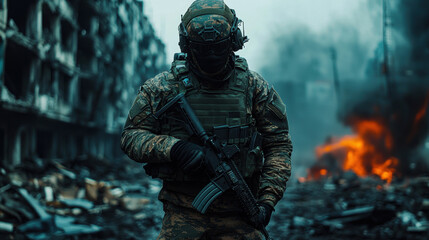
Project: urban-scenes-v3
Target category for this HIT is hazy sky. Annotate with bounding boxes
[143,0,381,72]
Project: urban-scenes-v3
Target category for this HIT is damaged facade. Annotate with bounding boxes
[0,0,166,167]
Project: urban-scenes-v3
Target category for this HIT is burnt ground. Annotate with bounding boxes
[0,157,428,240]
[269,174,429,240]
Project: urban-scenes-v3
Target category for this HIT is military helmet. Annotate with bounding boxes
[179,0,247,54]
[179,0,248,80]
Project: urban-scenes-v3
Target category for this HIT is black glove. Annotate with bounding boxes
[251,202,274,228]
[170,141,205,173]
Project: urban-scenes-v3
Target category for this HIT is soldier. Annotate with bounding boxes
[120,0,292,239]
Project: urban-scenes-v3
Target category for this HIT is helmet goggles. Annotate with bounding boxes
[188,37,232,56]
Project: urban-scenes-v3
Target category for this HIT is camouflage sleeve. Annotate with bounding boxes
[251,71,293,208]
[120,74,180,163]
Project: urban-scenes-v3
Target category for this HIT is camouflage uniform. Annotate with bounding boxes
[158,201,265,240]
[120,0,292,239]
[121,57,292,238]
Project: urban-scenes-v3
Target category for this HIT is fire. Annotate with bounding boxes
[314,120,398,183]
[407,91,429,142]
[414,91,429,123]
[298,177,306,183]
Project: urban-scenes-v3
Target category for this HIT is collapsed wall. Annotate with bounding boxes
[0,0,166,167]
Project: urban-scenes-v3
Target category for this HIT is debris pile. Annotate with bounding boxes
[0,157,163,240]
[2,155,429,239]
[268,174,429,239]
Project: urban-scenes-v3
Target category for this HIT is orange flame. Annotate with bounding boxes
[315,120,398,183]
[414,92,429,123]
[407,91,429,142]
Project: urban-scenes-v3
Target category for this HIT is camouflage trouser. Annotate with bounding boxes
[157,202,266,240]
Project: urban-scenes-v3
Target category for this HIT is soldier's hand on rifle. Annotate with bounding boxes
[171,141,205,173]
[251,202,274,228]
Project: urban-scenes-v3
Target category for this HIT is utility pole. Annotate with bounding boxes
[330,48,340,102]
[383,0,393,99]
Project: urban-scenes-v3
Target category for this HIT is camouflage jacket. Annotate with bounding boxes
[120,57,292,210]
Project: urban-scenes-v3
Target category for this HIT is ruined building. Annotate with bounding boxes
[0,0,166,167]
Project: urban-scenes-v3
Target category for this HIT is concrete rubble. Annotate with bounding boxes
[0,0,166,239]
[0,156,162,239]
[267,174,429,239]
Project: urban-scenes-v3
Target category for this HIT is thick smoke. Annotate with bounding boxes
[261,0,429,179]
[338,0,429,175]
[261,23,374,83]
[392,0,429,77]
[259,1,383,179]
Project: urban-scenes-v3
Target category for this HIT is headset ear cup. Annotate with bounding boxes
[178,23,189,53]
[232,28,244,51]
[179,34,188,53]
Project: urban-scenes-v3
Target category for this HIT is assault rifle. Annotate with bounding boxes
[154,93,271,239]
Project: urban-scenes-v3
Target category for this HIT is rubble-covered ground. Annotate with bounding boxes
[1,157,428,239]
[269,173,429,240]
[0,156,163,239]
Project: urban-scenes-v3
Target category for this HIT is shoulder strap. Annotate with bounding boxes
[229,56,250,91]
[235,56,249,72]
[234,56,254,124]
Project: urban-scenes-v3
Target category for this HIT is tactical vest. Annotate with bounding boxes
[149,55,263,183]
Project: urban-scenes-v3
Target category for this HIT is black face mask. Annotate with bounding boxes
[189,38,232,75]
[193,52,229,74]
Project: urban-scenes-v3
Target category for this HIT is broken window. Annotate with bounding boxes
[76,135,84,156]
[77,3,98,36]
[40,62,55,96]
[55,133,65,159]
[4,40,33,100]
[77,17,97,73]
[78,77,92,111]
[61,19,74,51]
[7,0,32,35]
[42,3,56,44]
[58,72,71,104]
[77,45,97,73]
[20,129,31,161]
[36,130,53,159]
[98,18,110,38]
